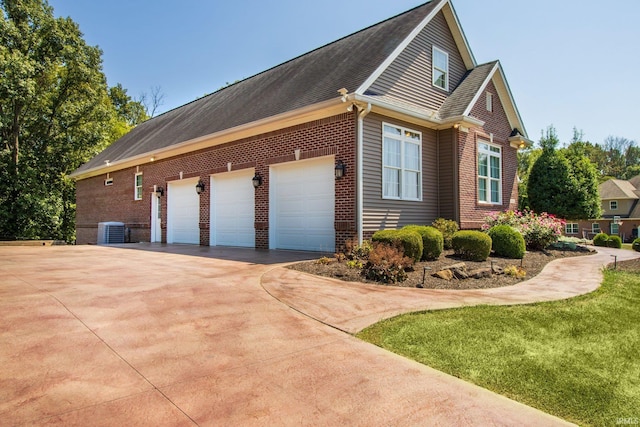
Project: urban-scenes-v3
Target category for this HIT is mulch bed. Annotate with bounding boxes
[287,248,596,290]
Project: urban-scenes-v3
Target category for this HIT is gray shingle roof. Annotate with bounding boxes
[74,1,442,175]
[437,61,497,119]
[599,178,639,200]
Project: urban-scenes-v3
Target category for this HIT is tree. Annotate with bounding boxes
[109,83,148,127]
[138,85,165,117]
[0,0,120,241]
[527,126,601,220]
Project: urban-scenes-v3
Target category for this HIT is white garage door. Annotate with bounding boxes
[210,170,255,247]
[270,156,335,252]
[167,178,200,244]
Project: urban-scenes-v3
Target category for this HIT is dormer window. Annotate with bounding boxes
[432,46,449,91]
[610,200,618,210]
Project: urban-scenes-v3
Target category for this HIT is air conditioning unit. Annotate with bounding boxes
[97,222,125,245]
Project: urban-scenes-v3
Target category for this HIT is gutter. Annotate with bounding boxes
[356,103,372,245]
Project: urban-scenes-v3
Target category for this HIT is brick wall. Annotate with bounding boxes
[76,113,357,249]
[457,80,519,229]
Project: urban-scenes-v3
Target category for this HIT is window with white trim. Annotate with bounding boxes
[382,123,422,200]
[477,142,501,204]
[592,223,600,234]
[134,172,143,200]
[611,223,619,235]
[565,223,579,234]
[432,46,449,91]
[610,200,618,210]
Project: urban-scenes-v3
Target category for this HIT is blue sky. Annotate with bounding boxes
[48,0,639,146]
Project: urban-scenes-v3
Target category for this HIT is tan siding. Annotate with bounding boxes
[437,128,456,220]
[362,113,438,234]
[602,198,636,217]
[368,11,467,111]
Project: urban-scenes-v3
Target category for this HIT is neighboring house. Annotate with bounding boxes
[566,176,640,242]
[71,0,531,252]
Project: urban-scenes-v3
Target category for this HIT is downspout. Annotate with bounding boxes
[356,103,372,245]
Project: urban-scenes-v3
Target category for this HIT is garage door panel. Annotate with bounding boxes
[168,179,200,245]
[211,171,255,248]
[271,157,335,252]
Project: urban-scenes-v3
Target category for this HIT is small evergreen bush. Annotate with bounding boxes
[402,225,443,260]
[372,229,422,263]
[632,238,640,252]
[362,242,413,283]
[593,233,609,247]
[431,218,459,250]
[606,235,622,249]
[451,230,492,261]
[487,225,526,259]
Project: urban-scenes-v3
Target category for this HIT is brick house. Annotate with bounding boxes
[565,176,640,242]
[71,0,531,252]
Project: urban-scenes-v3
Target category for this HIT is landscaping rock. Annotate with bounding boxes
[491,265,504,275]
[442,262,467,271]
[451,267,469,279]
[469,268,492,279]
[433,270,454,280]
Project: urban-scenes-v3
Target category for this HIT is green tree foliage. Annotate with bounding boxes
[0,0,135,241]
[527,126,601,220]
[566,134,640,181]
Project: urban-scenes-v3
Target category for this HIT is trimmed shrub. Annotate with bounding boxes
[371,229,422,263]
[593,233,609,247]
[632,238,640,252]
[487,225,526,259]
[606,235,622,249]
[362,242,413,283]
[452,230,492,261]
[431,218,459,250]
[403,225,443,260]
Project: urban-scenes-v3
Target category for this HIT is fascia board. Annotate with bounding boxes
[461,62,500,117]
[441,1,476,69]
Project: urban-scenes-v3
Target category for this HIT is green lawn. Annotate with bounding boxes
[357,269,640,426]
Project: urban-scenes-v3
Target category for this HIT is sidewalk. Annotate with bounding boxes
[262,246,640,334]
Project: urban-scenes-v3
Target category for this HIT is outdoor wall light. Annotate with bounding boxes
[252,173,263,188]
[156,186,165,197]
[335,160,346,179]
[195,180,206,194]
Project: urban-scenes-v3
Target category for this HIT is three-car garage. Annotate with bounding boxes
[165,156,336,252]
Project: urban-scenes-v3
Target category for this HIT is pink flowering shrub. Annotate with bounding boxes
[482,210,565,251]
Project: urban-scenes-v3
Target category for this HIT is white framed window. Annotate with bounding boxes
[486,93,493,112]
[565,223,579,234]
[592,223,601,234]
[610,200,618,210]
[477,141,502,204]
[134,172,143,200]
[382,123,422,201]
[432,46,449,91]
[611,223,619,235]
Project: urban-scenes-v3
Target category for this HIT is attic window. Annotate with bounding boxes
[486,93,493,112]
[432,47,449,91]
[610,200,618,210]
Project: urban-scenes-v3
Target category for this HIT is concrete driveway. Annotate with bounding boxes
[1,244,573,426]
